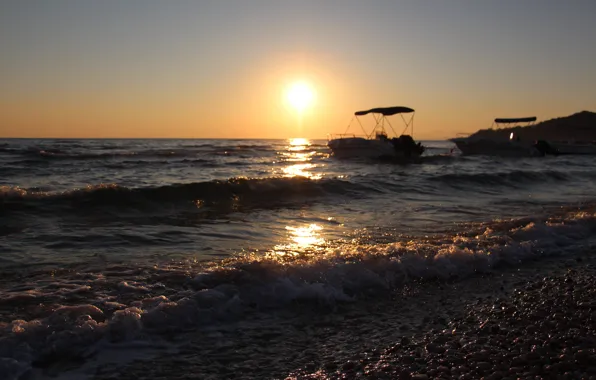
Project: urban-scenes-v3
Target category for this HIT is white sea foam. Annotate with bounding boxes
[2,209,596,379]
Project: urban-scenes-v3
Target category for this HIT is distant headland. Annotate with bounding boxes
[465,111,596,141]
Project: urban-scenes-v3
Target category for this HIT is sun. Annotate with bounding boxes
[286,81,315,113]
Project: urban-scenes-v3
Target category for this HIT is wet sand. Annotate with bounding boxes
[90,252,595,380]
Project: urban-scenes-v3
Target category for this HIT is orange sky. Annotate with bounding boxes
[1,1,595,139]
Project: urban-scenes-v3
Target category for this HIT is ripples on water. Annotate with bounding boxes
[1,137,596,378]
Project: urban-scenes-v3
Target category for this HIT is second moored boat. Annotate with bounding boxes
[450,117,543,157]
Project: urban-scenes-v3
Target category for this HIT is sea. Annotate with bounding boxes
[1,138,596,378]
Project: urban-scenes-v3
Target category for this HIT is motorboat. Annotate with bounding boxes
[327,106,424,159]
[544,141,596,155]
[451,117,543,157]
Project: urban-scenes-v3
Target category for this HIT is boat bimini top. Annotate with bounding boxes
[340,106,416,140]
[492,117,537,126]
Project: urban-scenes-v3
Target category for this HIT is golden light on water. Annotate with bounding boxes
[273,223,325,256]
[274,137,322,179]
[290,137,309,146]
[288,224,324,247]
[284,151,314,161]
[282,163,321,179]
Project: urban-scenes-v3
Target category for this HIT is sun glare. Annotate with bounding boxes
[289,137,309,146]
[286,81,315,113]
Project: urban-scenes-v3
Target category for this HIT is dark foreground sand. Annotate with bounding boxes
[93,253,596,380]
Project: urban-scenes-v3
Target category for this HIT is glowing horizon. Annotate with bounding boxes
[1,1,595,140]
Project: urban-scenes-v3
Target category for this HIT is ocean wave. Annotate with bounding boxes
[100,158,217,169]
[0,177,371,214]
[37,149,197,160]
[1,207,596,377]
[0,142,331,163]
[417,154,459,165]
[0,146,273,161]
[1,147,190,160]
[0,166,23,178]
[431,169,573,187]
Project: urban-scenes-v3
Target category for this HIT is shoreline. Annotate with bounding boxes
[86,252,595,380]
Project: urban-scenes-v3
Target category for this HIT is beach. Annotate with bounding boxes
[85,252,595,380]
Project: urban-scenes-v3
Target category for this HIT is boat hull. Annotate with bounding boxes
[328,137,395,158]
[549,142,596,155]
[451,138,541,157]
[328,137,422,159]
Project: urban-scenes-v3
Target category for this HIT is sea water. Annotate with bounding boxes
[1,138,596,378]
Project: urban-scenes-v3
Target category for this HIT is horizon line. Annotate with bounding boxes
[0,136,451,141]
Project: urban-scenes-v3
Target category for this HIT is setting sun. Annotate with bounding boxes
[285,81,315,113]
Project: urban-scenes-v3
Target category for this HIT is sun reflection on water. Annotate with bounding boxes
[277,138,322,179]
[272,223,325,257]
[284,151,315,162]
[289,137,310,147]
[282,163,321,179]
[287,224,324,247]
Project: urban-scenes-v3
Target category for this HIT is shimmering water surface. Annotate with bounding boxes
[2,138,596,378]
[3,138,595,266]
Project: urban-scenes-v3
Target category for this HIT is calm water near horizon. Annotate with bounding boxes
[2,137,596,378]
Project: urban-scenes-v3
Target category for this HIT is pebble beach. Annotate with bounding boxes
[88,252,596,380]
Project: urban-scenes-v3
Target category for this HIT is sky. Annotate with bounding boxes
[1,0,595,139]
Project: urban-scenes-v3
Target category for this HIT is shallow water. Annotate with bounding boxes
[1,138,596,378]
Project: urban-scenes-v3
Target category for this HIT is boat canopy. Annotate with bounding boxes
[494,117,537,123]
[355,106,414,116]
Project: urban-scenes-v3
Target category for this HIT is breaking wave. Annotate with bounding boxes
[1,206,596,378]
[0,144,288,162]
[0,177,372,214]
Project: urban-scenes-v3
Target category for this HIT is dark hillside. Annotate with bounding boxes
[467,111,596,141]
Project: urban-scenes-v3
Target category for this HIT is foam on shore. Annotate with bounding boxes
[2,207,596,379]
